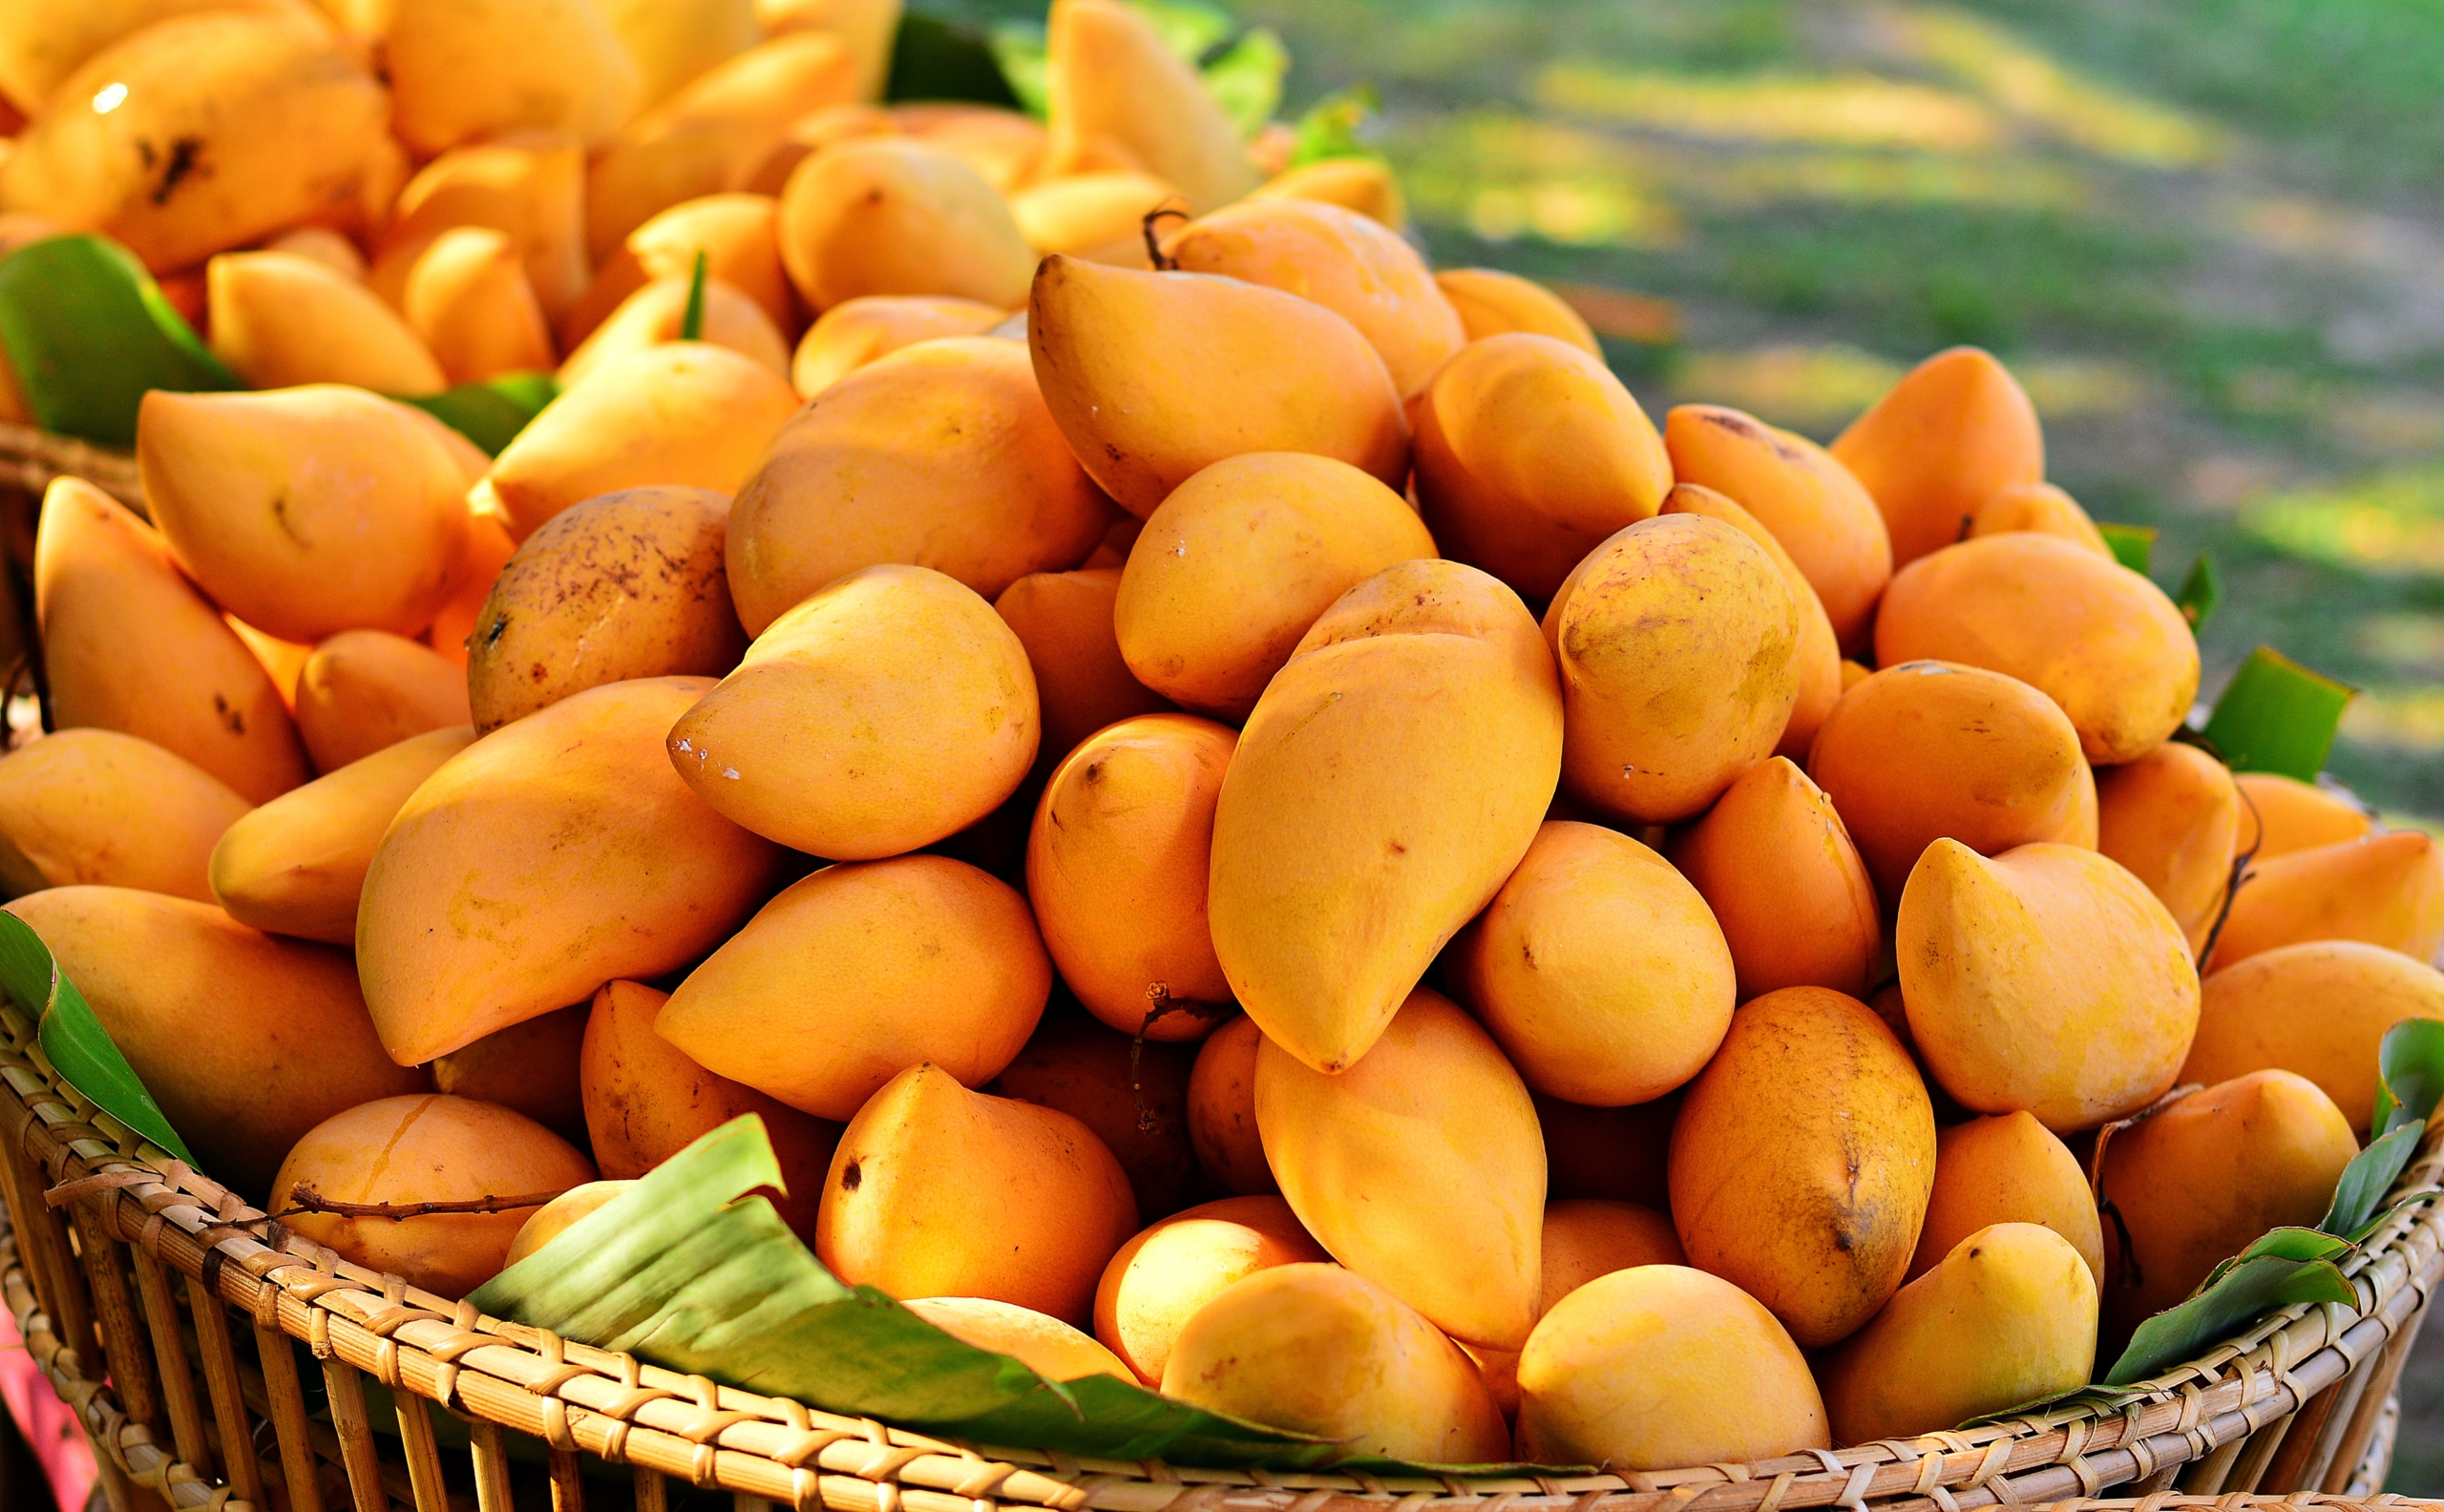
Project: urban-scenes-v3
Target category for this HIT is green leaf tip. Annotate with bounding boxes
[0,912,193,1164]
[2176,550,2221,630]
[680,250,710,343]
[399,371,560,457]
[0,233,241,448]
[2097,522,2158,576]
[2201,646,2355,783]
[2102,1246,2354,1385]
[1292,85,1385,167]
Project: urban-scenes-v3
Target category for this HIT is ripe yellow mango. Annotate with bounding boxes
[1539,1201,1684,1315]
[1029,255,1410,518]
[468,487,745,735]
[386,0,641,157]
[1539,1092,1675,1209]
[903,1297,1130,1380]
[1515,1266,1829,1469]
[790,294,1007,396]
[370,131,590,325]
[1163,200,1464,397]
[33,478,307,803]
[1548,514,1801,826]
[401,227,558,387]
[819,1062,1136,1323]
[2207,830,2444,971]
[628,193,800,335]
[136,387,470,645]
[1821,1223,2096,1444]
[6,887,427,1198]
[1658,482,1843,760]
[2097,742,2241,951]
[2185,941,2444,1133]
[1831,346,2044,570]
[1093,1195,1324,1384]
[666,565,1038,857]
[1968,480,2113,559]
[1907,1113,2104,1284]
[892,103,1050,194]
[1256,988,1546,1348]
[1433,268,1598,355]
[581,979,839,1238]
[993,569,1170,773]
[755,0,898,97]
[2097,1070,2357,1334]
[559,275,790,387]
[993,1017,1199,1219]
[1248,158,1407,230]
[656,855,1048,1120]
[1900,841,2200,1130]
[432,1004,588,1145]
[1410,333,1671,602]
[1209,561,1561,1072]
[1162,1264,1508,1462]
[484,342,801,541]
[1026,715,1234,1040]
[0,12,387,271]
[1115,452,1435,719]
[261,225,367,280]
[358,677,784,1064]
[1670,986,1934,1347]
[1807,661,2096,900]
[1043,0,1258,213]
[1878,533,2201,766]
[206,252,446,396]
[210,726,474,944]
[1668,756,1880,999]
[599,0,759,111]
[777,138,1032,311]
[0,0,318,116]
[0,730,247,903]
[295,631,471,774]
[586,32,860,260]
[1186,1015,1272,1196]
[270,1094,596,1295]
[1450,821,1734,1106]
[1010,172,1174,267]
[506,1180,636,1267]
[1663,405,1893,654]
[2233,772,2371,858]
[727,338,1113,630]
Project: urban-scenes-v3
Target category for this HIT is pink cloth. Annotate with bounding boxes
[0,1303,95,1512]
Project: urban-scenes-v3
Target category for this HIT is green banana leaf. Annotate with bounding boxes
[0,911,192,1164]
[2199,645,2355,781]
[0,234,240,449]
[400,372,560,458]
[2096,522,2157,575]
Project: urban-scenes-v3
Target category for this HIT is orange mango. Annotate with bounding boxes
[1538,1200,1685,1315]
[1248,157,1408,230]
[778,138,1033,311]
[1907,1112,2105,1284]
[1830,346,2043,569]
[401,226,558,386]
[993,569,1171,774]
[1042,0,1257,214]
[1667,757,1880,999]
[992,1017,1199,1220]
[903,1297,1132,1381]
[790,294,1007,396]
[0,730,249,904]
[1185,1015,1272,1197]
[1432,268,1600,354]
[2207,830,2444,971]
[2185,941,2444,1133]
[2096,742,2242,951]
[2232,772,2372,859]
[205,251,447,396]
[1658,483,1843,760]
[629,193,800,334]
[1093,1195,1326,1385]
[558,274,790,387]
[1010,171,1174,267]
[432,1004,589,1146]
[370,130,590,324]
[1968,481,2113,559]
[294,631,471,774]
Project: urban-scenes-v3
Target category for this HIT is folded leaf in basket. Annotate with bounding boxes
[2322,1018,2444,1238]
[398,371,560,458]
[0,912,192,1164]
[2199,646,2354,783]
[470,1118,1380,1467]
[0,234,241,449]
[2101,1228,2356,1386]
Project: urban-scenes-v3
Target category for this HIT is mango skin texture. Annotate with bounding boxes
[2205,830,2444,972]
[1026,715,1235,1041]
[0,729,249,903]
[992,1017,1198,1220]
[1669,986,1935,1348]
[1432,268,1600,355]
[727,337,1115,634]
[2232,772,2371,859]
[1159,1263,1509,1464]
[271,1095,598,1298]
[1408,333,1671,603]
[667,564,1039,860]
[1969,481,2113,560]
[1092,1194,1327,1385]
[1658,483,1843,761]
[1830,346,2044,571]
[358,676,784,1065]
[1538,1200,1685,1315]
[1185,1015,1272,1197]
[1028,256,1410,519]
[1668,756,1880,1000]
[1208,560,1561,1074]
[506,1181,635,1267]
[1876,533,2201,766]
[1547,514,1801,826]
[791,294,1006,396]
[817,1063,1137,1326]
[1907,1113,2105,1285]
[779,137,1032,310]
[994,569,1171,776]
[657,855,1050,1122]
[1255,987,1546,1350]
[210,725,474,946]
[2096,742,2241,953]
[5,887,429,1199]
[1899,841,2200,1133]
[1515,1265,1830,1470]
[1807,660,2096,901]
[2096,1070,2357,1335]
[1819,1223,2097,1445]
[2184,941,2444,1134]
[1450,820,1735,1107]
[902,1297,1132,1382]
[294,631,471,774]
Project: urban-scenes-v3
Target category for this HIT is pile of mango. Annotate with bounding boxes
[1,0,2443,1477]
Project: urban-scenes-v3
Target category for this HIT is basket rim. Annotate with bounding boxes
[0,998,2437,1512]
